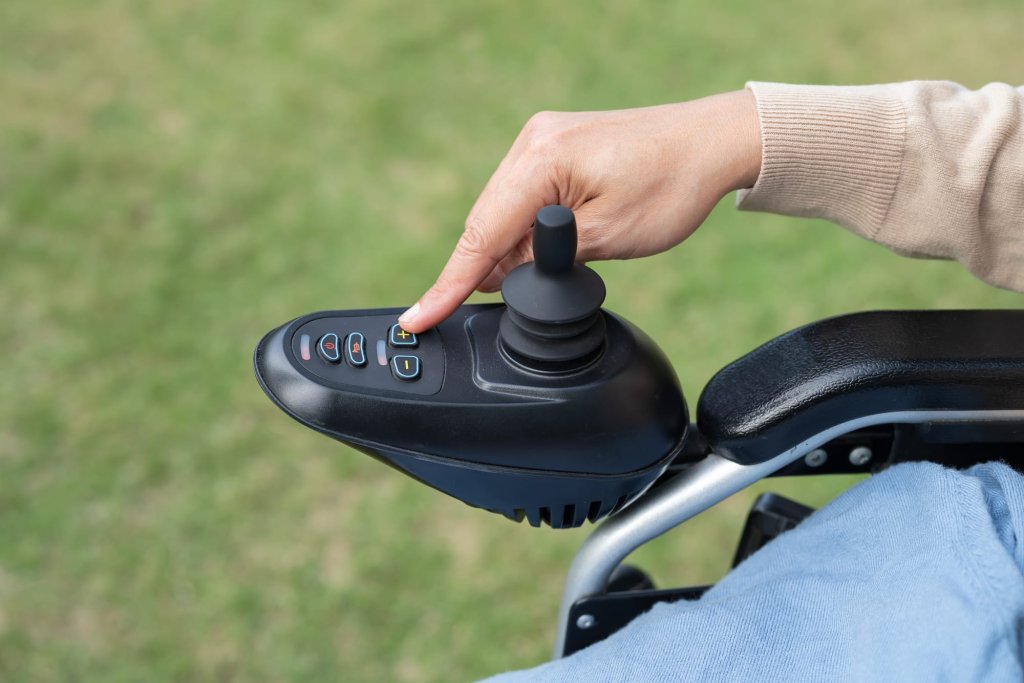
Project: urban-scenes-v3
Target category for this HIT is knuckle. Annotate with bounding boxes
[524,110,557,133]
[431,271,459,295]
[527,131,559,157]
[577,220,615,261]
[458,216,490,257]
[522,111,567,153]
[584,241,612,261]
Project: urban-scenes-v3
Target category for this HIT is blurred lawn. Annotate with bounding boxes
[1,0,1022,680]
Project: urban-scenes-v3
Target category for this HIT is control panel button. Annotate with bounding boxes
[346,333,367,367]
[292,313,442,395]
[391,354,421,381]
[389,324,418,348]
[317,333,341,363]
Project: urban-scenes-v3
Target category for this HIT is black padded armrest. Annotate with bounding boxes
[696,310,1024,465]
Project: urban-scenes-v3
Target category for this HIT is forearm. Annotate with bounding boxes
[738,81,1024,292]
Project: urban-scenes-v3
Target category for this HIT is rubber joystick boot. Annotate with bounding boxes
[499,206,607,370]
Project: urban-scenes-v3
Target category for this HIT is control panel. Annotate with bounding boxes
[253,206,690,528]
[289,313,444,396]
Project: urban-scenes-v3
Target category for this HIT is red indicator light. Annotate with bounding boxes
[300,334,311,361]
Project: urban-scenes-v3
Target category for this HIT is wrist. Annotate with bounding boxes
[710,89,763,192]
[675,90,762,201]
[732,89,763,190]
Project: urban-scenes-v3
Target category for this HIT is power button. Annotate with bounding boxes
[317,333,341,363]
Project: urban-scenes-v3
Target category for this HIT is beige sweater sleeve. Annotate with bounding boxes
[737,81,1024,292]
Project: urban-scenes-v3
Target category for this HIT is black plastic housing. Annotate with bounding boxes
[254,304,689,528]
[697,310,1024,465]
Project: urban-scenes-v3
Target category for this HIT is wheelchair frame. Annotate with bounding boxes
[550,302,1024,656]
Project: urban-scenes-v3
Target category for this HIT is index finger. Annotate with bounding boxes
[398,168,553,333]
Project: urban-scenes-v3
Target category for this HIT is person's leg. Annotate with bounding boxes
[482,462,1024,682]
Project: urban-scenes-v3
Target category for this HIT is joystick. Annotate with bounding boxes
[499,206,607,370]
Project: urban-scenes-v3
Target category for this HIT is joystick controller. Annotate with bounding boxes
[253,205,690,528]
[499,206,606,370]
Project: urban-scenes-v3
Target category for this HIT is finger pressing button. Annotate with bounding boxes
[391,355,421,381]
[346,333,367,367]
[317,333,341,363]
[389,324,418,348]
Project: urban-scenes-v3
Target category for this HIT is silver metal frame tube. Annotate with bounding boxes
[552,409,1024,658]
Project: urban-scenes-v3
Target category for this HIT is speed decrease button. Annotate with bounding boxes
[391,355,421,381]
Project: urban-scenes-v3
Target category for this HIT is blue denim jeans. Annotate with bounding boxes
[482,462,1024,682]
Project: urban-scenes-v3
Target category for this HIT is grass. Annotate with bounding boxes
[1,0,1022,680]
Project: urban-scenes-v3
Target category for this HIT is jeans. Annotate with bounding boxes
[482,462,1024,682]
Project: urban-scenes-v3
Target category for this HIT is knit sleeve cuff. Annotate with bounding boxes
[737,82,907,239]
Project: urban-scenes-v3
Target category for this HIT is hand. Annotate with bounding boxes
[399,89,761,333]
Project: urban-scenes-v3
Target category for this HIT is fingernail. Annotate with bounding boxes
[399,302,420,326]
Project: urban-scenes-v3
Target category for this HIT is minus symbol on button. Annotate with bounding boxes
[376,339,388,366]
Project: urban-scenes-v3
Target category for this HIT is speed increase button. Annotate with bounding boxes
[389,324,418,348]
[391,355,421,381]
[317,333,341,363]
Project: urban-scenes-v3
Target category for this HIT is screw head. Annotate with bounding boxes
[576,614,596,630]
[804,449,828,467]
[849,446,873,466]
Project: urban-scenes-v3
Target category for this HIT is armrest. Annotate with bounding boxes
[696,310,1024,465]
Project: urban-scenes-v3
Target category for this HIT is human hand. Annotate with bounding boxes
[399,89,761,333]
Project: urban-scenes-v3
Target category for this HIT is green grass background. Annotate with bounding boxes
[1,0,1022,680]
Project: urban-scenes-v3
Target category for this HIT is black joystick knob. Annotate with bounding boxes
[499,205,607,370]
